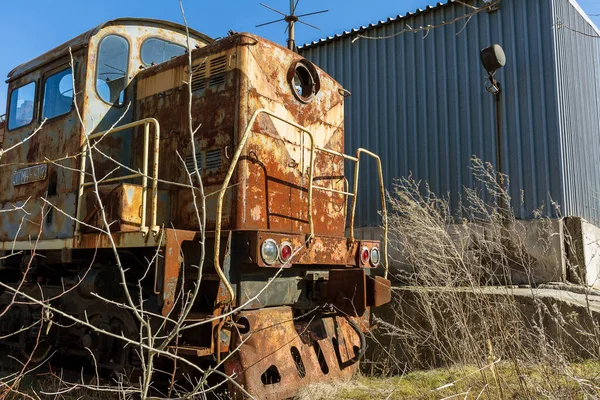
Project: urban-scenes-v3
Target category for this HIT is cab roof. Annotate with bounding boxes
[7,18,213,83]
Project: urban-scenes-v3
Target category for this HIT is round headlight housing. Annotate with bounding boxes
[261,239,279,265]
[370,247,381,266]
[288,60,320,103]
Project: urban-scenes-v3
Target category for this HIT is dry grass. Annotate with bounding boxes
[357,157,600,399]
[298,361,600,399]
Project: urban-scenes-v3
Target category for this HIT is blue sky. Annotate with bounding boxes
[1,0,599,114]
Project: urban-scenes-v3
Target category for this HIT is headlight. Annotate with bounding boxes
[370,247,380,266]
[261,239,279,265]
[288,59,320,103]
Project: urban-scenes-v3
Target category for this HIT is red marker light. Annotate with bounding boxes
[360,247,370,264]
[280,242,293,263]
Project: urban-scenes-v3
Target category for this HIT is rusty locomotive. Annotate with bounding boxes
[0,18,390,398]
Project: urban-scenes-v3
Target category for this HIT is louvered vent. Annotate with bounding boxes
[205,149,222,171]
[209,56,227,88]
[191,63,207,93]
[185,152,204,174]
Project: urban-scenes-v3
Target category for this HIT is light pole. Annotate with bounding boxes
[481,44,507,210]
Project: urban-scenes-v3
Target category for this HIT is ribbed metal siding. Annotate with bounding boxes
[301,0,563,227]
[553,0,600,225]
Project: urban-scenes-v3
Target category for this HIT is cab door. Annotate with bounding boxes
[0,57,85,241]
[82,33,135,182]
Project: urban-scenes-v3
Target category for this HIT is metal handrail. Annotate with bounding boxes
[298,145,388,277]
[213,109,316,304]
[349,149,389,278]
[213,108,390,303]
[75,118,161,237]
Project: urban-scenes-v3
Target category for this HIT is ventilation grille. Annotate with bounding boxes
[190,55,227,95]
[185,152,204,174]
[191,63,207,93]
[185,149,222,174]
[205,149,222,171]
[209,56,227,88]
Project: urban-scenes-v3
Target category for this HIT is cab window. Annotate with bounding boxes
[96,35,129,105]
[42,68,73,120]
[8,82,36,130]
[141,38,186,66]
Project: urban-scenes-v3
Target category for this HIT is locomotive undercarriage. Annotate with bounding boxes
[0,230,388,398]
[0,252,144,373]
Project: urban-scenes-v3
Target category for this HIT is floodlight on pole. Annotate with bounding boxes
[481,44,506,95]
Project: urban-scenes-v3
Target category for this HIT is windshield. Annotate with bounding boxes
[42,68,73,119]
[96,35,129,105]
[141,38,186,66]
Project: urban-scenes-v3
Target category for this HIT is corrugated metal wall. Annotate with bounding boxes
[300,0,565,227]
[553,0,600,225]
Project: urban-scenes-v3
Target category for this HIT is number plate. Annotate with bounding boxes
[13,164,48,186]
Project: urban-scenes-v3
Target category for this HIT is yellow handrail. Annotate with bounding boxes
[349,149,389,278]
[213,109,316,304]
[214,109,390,303]
[75,118,160,237]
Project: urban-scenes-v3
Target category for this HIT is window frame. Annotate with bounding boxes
[140,36,187,67]
[95,33,131,107]
[7,80,37,132]
[41,64,75,122]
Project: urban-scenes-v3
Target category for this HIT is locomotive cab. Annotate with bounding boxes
[0,18,211,243]
[0,18,390,399]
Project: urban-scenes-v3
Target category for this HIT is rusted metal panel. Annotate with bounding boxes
[236,36,347,237]
[160,229,198,315]
[225,307,361,399]
[81,183,170,233]
[367,275,392,307]
[74,230,162,249]
[134,33,350,240]
[134,43,237,231]
[328,269,367,314]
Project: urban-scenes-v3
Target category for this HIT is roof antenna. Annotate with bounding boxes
[256,1,328,50]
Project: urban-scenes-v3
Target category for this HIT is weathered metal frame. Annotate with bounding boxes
[75,118,161,238]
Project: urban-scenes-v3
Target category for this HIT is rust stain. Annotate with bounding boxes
[225,307,363,399]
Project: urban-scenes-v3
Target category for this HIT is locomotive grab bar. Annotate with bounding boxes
[214,109,389,303]
[75,118,161,238]
[213,109,316,304]
[349,149,389,278]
